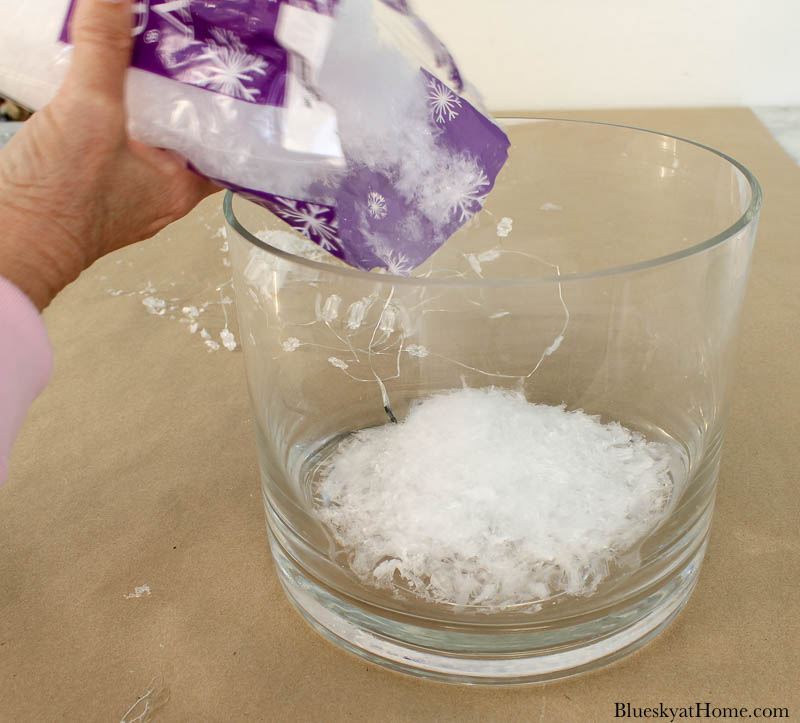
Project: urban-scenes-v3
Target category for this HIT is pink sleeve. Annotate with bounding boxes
[0,276,53,485]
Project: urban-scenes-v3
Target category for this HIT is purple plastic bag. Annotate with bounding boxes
[60,1,509,272]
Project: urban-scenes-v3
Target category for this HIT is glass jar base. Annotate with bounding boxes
[271,537,705,686]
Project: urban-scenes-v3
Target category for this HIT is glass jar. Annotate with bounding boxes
[224,118,760,684]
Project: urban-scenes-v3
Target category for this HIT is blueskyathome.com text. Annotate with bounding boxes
[614,701,789,720]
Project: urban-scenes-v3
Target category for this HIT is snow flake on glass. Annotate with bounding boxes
[405,344,429,358]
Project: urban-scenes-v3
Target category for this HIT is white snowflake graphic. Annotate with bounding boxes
[366,191,388,220]
[157,29,195,70]
[271,197,341,252]
[188,29,269,102]
[427,76,462,124]
[447,165,490,222]
[132,2,151,37]
[382,251,414,276]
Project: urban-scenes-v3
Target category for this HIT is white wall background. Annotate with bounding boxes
[1,0,799,111]
[414,0,800,110]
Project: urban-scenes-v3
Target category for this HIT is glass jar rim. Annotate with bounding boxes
[223,117,762,288]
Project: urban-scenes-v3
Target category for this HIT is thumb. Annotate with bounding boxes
[65,0,133,103]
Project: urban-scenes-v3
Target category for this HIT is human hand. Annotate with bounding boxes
[0,0,219,310]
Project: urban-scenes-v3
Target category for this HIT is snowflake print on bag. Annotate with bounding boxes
[132,0,151,37]
[187,29,269,102]
[427,76,461,124]
[446,164,490,221]
[382,251,414,276]
[366,192,388,220]
[271,197,343,255]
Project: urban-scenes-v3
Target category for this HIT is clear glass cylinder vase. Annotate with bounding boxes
[224,118,760,684]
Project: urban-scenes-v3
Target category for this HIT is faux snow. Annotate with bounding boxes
[315,387,674,610]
